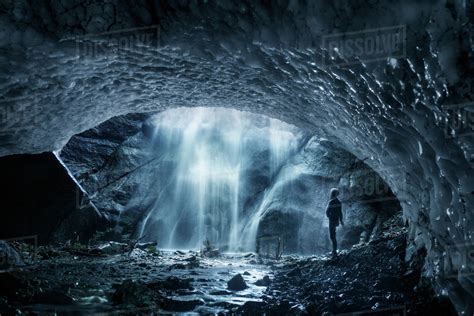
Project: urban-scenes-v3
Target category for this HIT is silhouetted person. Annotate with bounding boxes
[326,188,344,258]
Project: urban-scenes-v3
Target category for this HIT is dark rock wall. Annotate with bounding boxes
[60,112,154,231]
[0,153,105,244]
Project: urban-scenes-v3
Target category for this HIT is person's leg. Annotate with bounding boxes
[329,224,337,256]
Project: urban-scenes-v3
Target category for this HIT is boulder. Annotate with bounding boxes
[255,275,271,286]
[0,241,24,270]
[148,276,193,291]
[112,280,155,307]
[227,273,248,291]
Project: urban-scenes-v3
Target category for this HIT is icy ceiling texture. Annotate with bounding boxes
[0,0,473,313]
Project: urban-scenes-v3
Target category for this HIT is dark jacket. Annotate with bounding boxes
[326,198,343,226]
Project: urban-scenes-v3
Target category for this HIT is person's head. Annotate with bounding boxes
[329,188,339,199]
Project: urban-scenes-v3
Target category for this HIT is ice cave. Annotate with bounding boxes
[0,1,473,315]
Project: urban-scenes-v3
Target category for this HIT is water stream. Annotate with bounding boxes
[138,108,302,251]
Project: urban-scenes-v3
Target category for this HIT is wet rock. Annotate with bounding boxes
[148,276,193,291]
[170,256,200,270]
[112,279,156,306]
[98,241,128,255]
[0,241,24,270]
[169,263,186,270]
[136,242,157,250]
[243,271,251,275]
[237,301,266,314]
[289,303,306,314]
[185,256,200,268]
[203,249,220,257]
[38,248,62,259]
[210,289,232,295]
[286,267,301,277]
[227,273,248,291]
[265,234,456,315]
[201,239,220,258]
[162,297,204,312]
[32,290,75,305]
[255,275,271,286]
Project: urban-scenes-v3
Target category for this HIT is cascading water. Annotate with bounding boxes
[138,107,302,251]
[238,163,306,251]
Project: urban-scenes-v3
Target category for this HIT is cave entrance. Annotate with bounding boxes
[0,107,421,315]
[59,107,402,256]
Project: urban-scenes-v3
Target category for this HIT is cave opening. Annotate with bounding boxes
[2,107,429,315]
[58,107,404,258]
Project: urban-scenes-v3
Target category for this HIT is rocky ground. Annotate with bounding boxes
[0,218,457,315]
[237,215,457,315]
[248,243,456,315]
[0,246,272,315]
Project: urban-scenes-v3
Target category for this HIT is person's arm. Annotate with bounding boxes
[325,200,331,218]
[338,204,344,226]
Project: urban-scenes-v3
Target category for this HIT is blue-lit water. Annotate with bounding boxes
[138,108,302,251]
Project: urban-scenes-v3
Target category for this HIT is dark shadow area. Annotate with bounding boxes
[0,153,105,244]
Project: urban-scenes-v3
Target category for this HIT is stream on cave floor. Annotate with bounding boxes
[16,249,282,314]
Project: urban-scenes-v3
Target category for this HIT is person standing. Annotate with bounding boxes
[326,188,344,258]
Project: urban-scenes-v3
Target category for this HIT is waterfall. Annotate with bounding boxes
[239,164,306,251]
[138,107,301,251]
